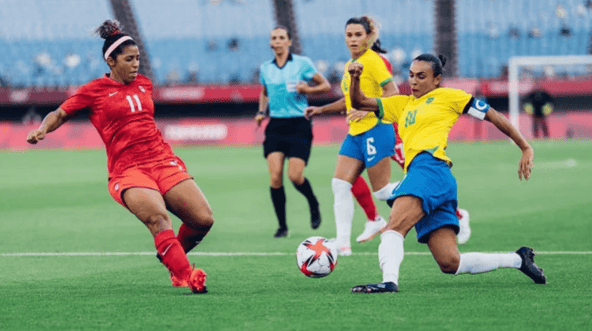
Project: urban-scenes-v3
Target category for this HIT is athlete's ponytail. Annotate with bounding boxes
[94,19,136,62]
[371,39,388,54]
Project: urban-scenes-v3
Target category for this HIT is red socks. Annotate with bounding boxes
[351,176,379,221]
[154,230,192,280]
[177,223,211,253]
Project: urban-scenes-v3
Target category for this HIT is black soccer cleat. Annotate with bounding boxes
[516,246,547,284]
[351,282,399,293]
[310,204,321,230]
[273,227,289,238]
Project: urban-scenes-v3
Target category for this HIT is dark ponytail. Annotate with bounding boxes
[371,39,388,54]
[413,53,447,77]
[94,20,136,61]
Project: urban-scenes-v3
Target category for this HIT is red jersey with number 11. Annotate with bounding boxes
[60,74,175,177]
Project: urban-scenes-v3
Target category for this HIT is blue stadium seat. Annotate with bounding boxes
[131,0,274,84]
[0,0,111,87]
[456,0,592,78]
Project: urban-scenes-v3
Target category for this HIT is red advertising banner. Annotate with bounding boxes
[2,77,592,105]
[3,112,591,150]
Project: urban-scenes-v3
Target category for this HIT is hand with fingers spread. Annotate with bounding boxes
[518,147,534,181]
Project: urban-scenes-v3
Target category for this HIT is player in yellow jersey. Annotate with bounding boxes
[306,16,399,256]
[346,54,546,293]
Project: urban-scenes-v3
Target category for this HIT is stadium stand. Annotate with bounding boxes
[0,0,112,87]
[130,0,275,84]
[456,0,592,77]
[0,0,591,87]
[293,0,434,79]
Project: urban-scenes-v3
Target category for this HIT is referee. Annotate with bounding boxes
[256,26,331,238]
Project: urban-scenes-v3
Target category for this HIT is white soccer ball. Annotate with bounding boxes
[296,236,338,278]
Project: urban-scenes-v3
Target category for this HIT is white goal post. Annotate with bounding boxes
[508,55,592,131]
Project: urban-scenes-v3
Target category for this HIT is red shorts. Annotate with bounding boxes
[108,156,193,208]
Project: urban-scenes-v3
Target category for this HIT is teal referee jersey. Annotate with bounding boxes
[259,53,318,118]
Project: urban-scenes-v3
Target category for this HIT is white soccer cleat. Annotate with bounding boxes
[327,238,352,256]
[356,216,387,243]
[336,245,352,256]
[457,208,471,245]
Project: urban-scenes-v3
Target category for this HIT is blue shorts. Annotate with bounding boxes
[339,123,395,168]
[392,152,459,244]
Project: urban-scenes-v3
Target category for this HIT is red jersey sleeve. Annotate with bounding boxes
[380,55,393,74]
[60,84,95,115]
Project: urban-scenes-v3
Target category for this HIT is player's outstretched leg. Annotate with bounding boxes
[454,248,547,284]
[516,246,547,284]
[456,208,471,245]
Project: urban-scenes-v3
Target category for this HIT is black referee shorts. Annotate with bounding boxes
[263,117,314,164]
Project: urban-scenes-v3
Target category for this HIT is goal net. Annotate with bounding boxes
[508,55,592,133]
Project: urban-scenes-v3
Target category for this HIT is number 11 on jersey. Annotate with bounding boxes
[126,95,143,113]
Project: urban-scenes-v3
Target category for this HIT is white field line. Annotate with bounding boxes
[535,158,578,170]
[0,251,591,257]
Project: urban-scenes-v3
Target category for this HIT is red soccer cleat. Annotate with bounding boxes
[188,267,208,294]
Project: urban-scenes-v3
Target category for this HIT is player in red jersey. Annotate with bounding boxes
[349,41,471,245]
[26,20,209,293]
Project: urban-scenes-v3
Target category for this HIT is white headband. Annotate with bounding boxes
[104,36,133,61]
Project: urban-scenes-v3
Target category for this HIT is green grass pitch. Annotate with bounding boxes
[1,140,591,330]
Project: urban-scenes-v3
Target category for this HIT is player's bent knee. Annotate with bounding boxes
[200,213,215,228]
[288,173,304,185]
[143,213,169,226]
[437,257,460,274]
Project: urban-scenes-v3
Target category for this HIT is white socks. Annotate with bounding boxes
[455,252,522,275]
[332,178,354,246]
[379,230,405,284]
[373,181,400,201]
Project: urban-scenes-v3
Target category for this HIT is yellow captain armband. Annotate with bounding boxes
[543,103,553,116]
[524,103,534,115]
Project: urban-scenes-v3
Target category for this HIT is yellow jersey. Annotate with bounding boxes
[341,49,393,136]
[377,88,476,172]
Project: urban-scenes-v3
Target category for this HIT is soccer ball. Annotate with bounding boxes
[296,236,338,278]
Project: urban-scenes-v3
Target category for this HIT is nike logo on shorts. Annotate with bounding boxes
[109,92,118,97]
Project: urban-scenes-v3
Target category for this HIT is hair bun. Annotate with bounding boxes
[438,54,447,67]
[95,20,122,39]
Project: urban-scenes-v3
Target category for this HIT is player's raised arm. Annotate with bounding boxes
[484,107,534,181]
[26,108,72,144]
[348,62,379,112]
